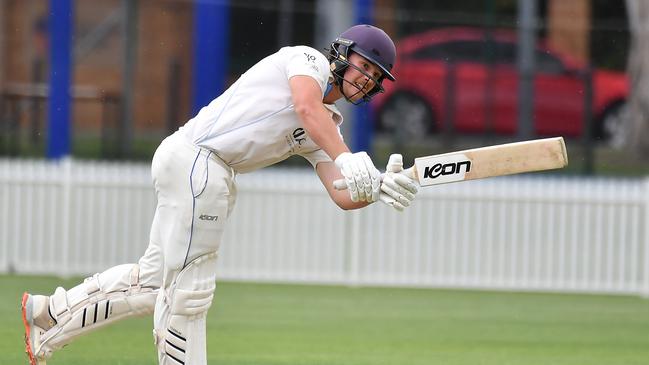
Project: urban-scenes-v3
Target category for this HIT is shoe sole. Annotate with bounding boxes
[21,292,41,365]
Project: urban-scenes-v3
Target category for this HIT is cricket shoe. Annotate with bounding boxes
[21,293,55,365]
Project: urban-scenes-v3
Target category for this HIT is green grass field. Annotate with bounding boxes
[3,275,649,365]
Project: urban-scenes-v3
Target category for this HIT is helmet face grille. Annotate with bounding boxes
[328,42,386,104]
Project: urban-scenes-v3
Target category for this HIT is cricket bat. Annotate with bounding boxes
[334,137,568,189]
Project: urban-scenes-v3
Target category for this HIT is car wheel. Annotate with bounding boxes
[379,94,434,140]
[599,102,630,149]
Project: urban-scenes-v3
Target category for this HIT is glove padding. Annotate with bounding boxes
[379,154,419,212]
[334,152,381,202]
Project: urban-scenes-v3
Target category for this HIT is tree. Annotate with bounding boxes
[625,0,649,157]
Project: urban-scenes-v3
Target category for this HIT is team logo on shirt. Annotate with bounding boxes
[304,53,319,73]
[286,128,308,153]
[293,128,307,144]
[304,53,316,63]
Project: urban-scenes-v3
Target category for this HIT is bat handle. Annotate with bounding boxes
[332,166,417,191]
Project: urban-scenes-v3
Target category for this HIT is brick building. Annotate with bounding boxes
[1,0,194,143]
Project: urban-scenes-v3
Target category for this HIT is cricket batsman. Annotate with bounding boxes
[21,24,419,365]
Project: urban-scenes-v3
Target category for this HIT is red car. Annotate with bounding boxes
[372,27,629,146]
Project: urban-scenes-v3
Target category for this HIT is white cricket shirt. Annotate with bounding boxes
[179,46,344,174]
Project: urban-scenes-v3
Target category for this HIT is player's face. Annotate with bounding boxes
[342,53,383,102]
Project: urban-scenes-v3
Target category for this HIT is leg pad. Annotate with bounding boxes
[154,252,218,365]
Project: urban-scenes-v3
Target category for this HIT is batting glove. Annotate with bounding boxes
[335,151,381,202]
[379,154,419,212]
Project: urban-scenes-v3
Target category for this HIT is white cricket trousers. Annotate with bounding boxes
[136,131,237,291]
[150,131,237,282]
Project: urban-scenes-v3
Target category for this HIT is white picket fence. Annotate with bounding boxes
[1,158,648,296]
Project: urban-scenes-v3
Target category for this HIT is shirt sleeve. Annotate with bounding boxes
[285,46,331,96]
[300,148,333,169]
[299,124,344,168]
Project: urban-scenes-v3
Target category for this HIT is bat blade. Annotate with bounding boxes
[410,137,568,187]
